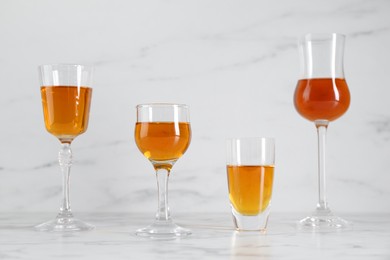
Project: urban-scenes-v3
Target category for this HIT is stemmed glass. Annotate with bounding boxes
[36,64,94,232]
[134,103,192,238]
[293,34,351,229]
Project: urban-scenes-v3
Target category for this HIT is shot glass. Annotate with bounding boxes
[226,137,275,231]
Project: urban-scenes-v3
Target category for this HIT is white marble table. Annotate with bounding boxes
[0,212,389,259]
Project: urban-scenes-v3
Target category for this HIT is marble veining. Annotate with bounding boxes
[370,117,390,140]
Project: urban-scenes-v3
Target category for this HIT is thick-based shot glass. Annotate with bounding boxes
[226,138,275,231]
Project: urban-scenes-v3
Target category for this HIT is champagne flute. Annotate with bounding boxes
[293,33,351,229]
[36,64,94,232]
[134,103,191,238]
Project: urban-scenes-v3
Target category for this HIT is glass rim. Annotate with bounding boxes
[301,33,346,41]
[38,64,93,70]
[136,103,189,109]
[226,137,275,142]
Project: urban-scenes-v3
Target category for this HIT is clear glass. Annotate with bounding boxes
[134,103,192,238]
[293,33,351,229]
[35,64,94,232]
[226,137,275,231]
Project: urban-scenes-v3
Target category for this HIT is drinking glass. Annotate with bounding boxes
[134,103,192,238]
[226,137,275,231]
[36,64,94,232]
[293,33,351,228]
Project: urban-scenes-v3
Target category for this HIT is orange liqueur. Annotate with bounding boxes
[227,165,274,215]
[41,86,92,143]
[294,78,350,121]
[135,122,191,164]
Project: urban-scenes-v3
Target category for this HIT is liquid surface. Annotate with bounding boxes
[294,78,350,121]
[227,165,274,215]
[135,122,191,163]
[41,86,92,142]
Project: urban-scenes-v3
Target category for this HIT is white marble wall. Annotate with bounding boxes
[0,0,389,215]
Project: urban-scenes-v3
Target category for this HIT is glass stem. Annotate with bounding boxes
[58,143,73,218]
[315,120,329,212]
[155,168,171,222]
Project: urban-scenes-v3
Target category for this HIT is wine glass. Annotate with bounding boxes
[134,103,191,238]
[36,64,94,232]
[293,33,351,229]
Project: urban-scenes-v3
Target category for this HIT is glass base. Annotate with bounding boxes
[35,213,94,232]
[231,206,270,231]
[299,208,350,229]
[136,220,191,239]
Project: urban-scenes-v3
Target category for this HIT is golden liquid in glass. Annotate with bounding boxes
[41,86,92,143]
[135,122,191,169]
[227,165,274,215]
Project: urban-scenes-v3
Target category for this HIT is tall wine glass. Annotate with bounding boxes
[293,34,351,229]
[36,64,94,232]
[134,103,191,238]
